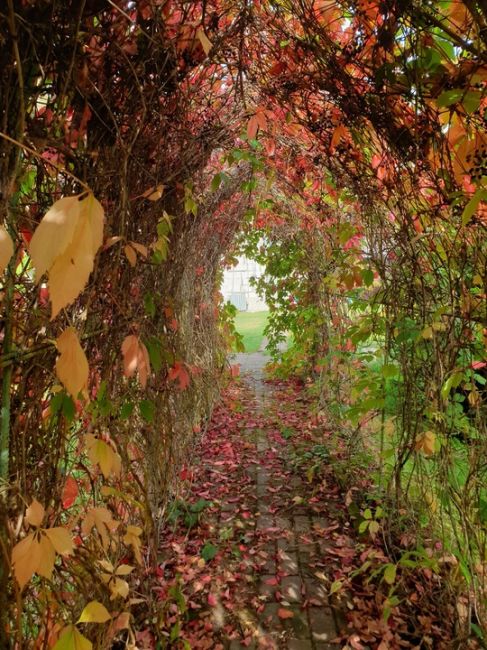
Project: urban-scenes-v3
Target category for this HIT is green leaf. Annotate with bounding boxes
[437,88,464,107]
[329,579,343,595]
[145,337,163,372]
[383,564,397,585]
[53,625,92,650]
[144,293,156,318]
[381,364,398,378]
[120,402,134,419]
[359,520,369,533]
[139,399,155,423]
[363,508,372,520]
[62,395,76,422]
[211,173,222,191]
[201,542,218,561]
[361,268,374,287]
[462,189,487,226]
[441,372,464,401]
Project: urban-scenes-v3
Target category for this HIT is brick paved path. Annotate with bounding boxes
[159,353,347,649]
[222,355,343,649]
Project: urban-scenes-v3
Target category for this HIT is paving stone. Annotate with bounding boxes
[294,516,311,532]
[281,575,303,603]
[308,607,336,643]
[288,641,313,650]
[304,579,329,604]
[257,516,274,530]
[260,602,283,627]
[278,549,299,575]
[277,535,298,551]
[259,575,278,599]
[275,516,292,529]
[281,606,309,639]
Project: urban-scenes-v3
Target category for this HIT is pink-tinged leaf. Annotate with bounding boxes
[207,593,218,607]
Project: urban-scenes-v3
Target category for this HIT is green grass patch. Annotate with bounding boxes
[234,311,268,353]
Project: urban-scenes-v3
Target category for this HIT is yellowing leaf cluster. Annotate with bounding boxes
[85,434,121,479]
[29,194,104,318]
[99,560,134,600]
[81,507,119,549]
[11,500,74,590]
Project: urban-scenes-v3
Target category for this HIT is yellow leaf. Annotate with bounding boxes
[121,335,151,388]
[11,532,43,589]
[142,184,164,201]
[25,499,45,527]
[196,27,212,55]
[123,525,143,564]
[0,224,14,276]
[115,564,135,576]
[78,600,111,624]
[48,194,104,318]
[82,507,118,549]
[11,525,72,589]
[53,625,92,650]
[130,242,148,258]
[35,534,56,579]
[415,431,436,456]
[85,434,121,479]
[124,244,137,267]
[29,196,81,280]
[109,577,129,600]
[44,527,74,555]
[55,327,89,398]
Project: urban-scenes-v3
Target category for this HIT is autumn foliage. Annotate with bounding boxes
[0,0,486,647]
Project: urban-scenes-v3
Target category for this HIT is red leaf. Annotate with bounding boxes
[277,608,294,619]
[62,476,78,509]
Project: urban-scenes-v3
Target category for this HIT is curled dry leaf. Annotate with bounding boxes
[29,193,104,318]
[0,224,14,276]
[55,327,89,398]
[121,335,151,388]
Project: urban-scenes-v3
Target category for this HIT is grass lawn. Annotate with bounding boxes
[234,311,268,353]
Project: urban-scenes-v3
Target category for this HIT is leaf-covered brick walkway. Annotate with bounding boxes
[157,358,348,649]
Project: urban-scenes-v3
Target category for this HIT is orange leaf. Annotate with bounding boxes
[121,335,151,388]
[277,608,294,619]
